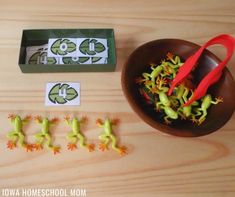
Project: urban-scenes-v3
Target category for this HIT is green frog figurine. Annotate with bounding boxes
[96,118,127,156]
[6,114,33,152]
[64,116,95,152]
[33,116,60,155]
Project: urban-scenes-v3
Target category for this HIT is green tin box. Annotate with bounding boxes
[18,29,116,73]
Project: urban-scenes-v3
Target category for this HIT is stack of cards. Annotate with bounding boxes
[25,38,108,65]
[25,44,59,65]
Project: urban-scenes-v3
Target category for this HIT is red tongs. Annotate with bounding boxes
[168,34,235,106]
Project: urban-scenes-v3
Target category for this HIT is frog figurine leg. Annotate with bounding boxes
[163,106,178,124]
[96,118,109,151]
[65,116,78,151]
[166,52,181,66]
[177,108,187,120]
[99,134,110,151]
[6,130,18,150]
[164,115,172,125]
[33,132,44,151]
[33,116,44,151]
[190,115,199,124]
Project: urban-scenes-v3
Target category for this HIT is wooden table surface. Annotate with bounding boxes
[0,0,235,197]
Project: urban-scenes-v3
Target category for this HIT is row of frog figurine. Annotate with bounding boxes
[136,52,223,125]
[6,114,127,155]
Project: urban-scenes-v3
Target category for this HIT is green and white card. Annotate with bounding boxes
[26,44,48,53]
[26,44,59,65]
[26,38,109,65]
[59,57,107,64]
[45,82,80,106]
[47,38,108,58]
[39,52,59,65]
[77,38,108,57]
[91,57,107,64]
[25,44,47,64]
[47,38,77,57]
[60,57,91,64]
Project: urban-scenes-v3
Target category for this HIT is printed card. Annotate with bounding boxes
[25,44,48,64]
[91,57,107,64]
[26,38,109,65]
[47,38,77,57]
[59,57,92,65]
[26,44,48,53]
[39,55,59,65]
[76,38,108,57]
[25,50,41,64]
[45,82,80,106]
[59,57,107,64]
[26,50,59,65]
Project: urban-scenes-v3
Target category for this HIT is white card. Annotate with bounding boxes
[47,38,77,57]
[91,57,107,64]
[45,82,80,106]
[77,38,108,57]
[58,57,107,64]
[59,57,92,64]
[25,50,41,64]
[26,50,59,65]
[26,44,48,64]
[26,44,48,53]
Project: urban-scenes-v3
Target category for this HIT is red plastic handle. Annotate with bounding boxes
[168,34,235,106]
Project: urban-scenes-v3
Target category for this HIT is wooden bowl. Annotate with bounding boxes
[121,39,235,137]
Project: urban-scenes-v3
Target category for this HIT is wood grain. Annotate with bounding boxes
[0,0,235,196]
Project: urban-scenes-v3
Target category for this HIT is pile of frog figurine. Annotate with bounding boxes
[135,52,223,125]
